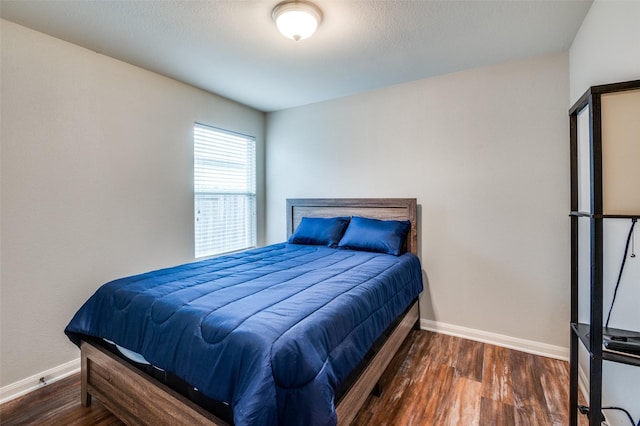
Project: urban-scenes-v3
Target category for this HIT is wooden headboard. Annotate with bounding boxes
[286,198,418,255]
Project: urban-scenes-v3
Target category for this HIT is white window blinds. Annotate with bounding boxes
[194,123,256,258]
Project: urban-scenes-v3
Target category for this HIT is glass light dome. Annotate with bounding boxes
[272,1,322,41]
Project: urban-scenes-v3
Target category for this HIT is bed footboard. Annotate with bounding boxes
[81,341,228,425]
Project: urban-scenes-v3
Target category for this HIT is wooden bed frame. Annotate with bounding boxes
[81,198,420,425]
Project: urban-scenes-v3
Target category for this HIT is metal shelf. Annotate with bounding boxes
[568,79,640,426]
[572,323,640,367]
[569,211,640,219]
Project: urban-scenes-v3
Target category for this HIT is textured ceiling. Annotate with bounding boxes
[0,0,592,112]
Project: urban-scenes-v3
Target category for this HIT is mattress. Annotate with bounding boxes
[65,243,423,425]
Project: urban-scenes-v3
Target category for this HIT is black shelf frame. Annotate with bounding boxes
[569,80,640,426]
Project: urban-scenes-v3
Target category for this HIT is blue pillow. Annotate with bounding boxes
[338,216,411,256]
[288,216,350,247]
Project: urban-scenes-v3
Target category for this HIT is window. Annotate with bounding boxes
[194,123,256,258]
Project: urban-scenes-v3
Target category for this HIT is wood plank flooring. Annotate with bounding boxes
[352,331,588,426]
[0,330,587,425]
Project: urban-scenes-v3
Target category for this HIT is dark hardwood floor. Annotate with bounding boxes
[0,330,587,425]
[353,331,587,426]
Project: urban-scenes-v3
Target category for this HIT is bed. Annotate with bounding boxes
[65,198,423,425]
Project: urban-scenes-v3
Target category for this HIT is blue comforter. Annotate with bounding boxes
[65,243,423,425]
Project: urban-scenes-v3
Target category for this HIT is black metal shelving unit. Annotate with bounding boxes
[569,80,640,426]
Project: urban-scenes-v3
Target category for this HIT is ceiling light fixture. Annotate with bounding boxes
[272,1,322,41]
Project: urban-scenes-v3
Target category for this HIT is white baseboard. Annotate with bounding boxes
[578,364,590,399]
[0,358,80,405]
[420,319,570,360]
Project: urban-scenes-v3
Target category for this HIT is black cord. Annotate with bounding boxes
[579,404,639,426]
[605,218,637,329]
[603,406,638,426]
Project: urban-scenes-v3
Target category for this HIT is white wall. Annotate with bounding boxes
[569,1,640,425]
[266,53,570,350]
[0,20,265,387]
[569,0,640,105]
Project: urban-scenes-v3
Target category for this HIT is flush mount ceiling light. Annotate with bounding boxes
[272,1,323,41]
